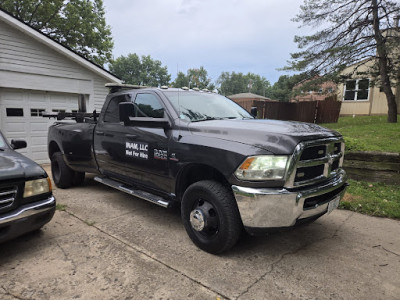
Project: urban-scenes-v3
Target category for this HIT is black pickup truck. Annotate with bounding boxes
[47,85,347,253]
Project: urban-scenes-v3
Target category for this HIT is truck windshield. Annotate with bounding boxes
[162,91,253,122]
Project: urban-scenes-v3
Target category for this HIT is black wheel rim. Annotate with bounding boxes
[189,198,220,238]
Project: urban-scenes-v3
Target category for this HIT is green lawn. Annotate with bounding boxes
[322,115,400,153]
[341,180,400,220]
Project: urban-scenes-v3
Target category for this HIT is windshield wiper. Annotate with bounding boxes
[193,116,243,122]
[192,116,222,122]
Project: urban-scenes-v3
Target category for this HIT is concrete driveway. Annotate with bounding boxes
[1,170,399,300]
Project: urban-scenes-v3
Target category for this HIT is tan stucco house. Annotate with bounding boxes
[338,26,400,116]
[337,59,400,116]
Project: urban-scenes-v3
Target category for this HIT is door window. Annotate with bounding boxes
[134,94,164,118]
[30,108,45,117]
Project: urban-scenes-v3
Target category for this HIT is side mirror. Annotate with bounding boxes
[250,106,258,118]
[11,139,27,150]
[119,102,136,124]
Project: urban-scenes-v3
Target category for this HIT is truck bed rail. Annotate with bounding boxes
[43,110,99,123]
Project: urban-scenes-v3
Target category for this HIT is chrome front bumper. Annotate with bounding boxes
[232,170,347,229]
[0,196,56,226]
[0,195,56,243]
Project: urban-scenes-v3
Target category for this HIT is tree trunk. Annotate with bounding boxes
[371,0,398,123]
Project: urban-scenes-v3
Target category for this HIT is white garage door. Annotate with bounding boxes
[0,89,81,164]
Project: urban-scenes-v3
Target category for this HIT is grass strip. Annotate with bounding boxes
[322,115,400,153]
[340,179,400,219]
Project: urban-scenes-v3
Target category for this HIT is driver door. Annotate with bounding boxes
[95,91,171,193]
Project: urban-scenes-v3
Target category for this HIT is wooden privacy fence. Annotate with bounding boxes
[315,96,342,123]
[234,96,342,124]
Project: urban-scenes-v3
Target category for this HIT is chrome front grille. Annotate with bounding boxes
[0,186,17,210]
[285,138,345,188]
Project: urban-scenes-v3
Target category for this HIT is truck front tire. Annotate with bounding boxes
[51,152,73,188]
[181,180,242,254]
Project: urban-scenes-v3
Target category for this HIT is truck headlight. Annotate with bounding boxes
[234,155,289,181]
[23,177,52,198]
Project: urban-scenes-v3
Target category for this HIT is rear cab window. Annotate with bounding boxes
[104,94,132,123]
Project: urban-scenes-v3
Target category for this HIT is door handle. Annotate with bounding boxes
[126,134,137,139]
[95,131,104,136]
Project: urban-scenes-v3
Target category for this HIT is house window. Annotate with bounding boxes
[6,108,24,117]
[30,108,45,117]
[344,79,370,101]
[52,109,66,113]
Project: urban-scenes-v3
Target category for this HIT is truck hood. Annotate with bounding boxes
[0,149,46,181]
[188,119,341,154]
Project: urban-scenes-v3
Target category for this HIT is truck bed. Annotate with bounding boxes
[48,122,99,173]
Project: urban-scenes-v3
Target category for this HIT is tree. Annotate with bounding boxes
[217,72,246,95]
[172,66,214,90]
[268,73,310,101]
[287,0,400,123]
[217,72,271,97]
[173,71,190,88]
[109,53,171,87]
[187,67,211,89]
[0,0,113,66]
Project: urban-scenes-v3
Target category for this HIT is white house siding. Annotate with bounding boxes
[0,18,118,163]
[0,21,94,91]
[0,88,79,163]
[92,75,111,111]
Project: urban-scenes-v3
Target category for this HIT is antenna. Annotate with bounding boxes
[177,64,182,141]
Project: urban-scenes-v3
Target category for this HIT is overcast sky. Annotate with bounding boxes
[102,0,311,85]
